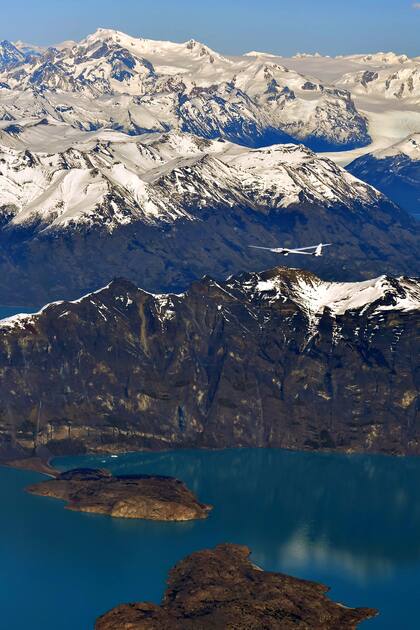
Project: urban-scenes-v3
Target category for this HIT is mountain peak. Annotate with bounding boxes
[88,27,126,40]
[0,264,418,458]
[2,268,418,336]
[0,40,25,69]
[0,131,387,234]
[81,28,147,50]
[230,268,420,318]
[81,28,175,51]
[183,38,229,63]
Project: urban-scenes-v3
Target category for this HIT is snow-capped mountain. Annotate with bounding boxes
[1,31,419,157]
[0,40,25,70]
[1,267,418,455]
[0,127,417,306]
[3,267,418,332]
[239,51,420,160]
[0,29,371,150]
[338,62,420,102]
[241,50,418,84]
[347,134,420,218]
[231,268,420,319]
[0,30,418,305]
[0,131,383,232]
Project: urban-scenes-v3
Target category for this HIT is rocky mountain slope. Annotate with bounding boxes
[0,266,418,457]
[0,129,418,305]
[347,134,420,219]
[95,544,377,629]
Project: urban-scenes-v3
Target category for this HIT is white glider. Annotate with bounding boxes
[249,243,332,257]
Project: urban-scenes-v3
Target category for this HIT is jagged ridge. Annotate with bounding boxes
[0,133,383,232]
[0,266,418,457]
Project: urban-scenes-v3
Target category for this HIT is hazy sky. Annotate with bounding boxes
[2,0,420,57]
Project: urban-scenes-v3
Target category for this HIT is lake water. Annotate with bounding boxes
[0,306,39,319]
[1,449,420,629]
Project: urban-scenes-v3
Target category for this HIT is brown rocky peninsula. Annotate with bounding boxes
[3,456,58,477]
[26,468,212,521]
[96,543,377,629]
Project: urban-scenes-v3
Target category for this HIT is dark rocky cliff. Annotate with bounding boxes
[0,266,418,456]
[347,152,420,219]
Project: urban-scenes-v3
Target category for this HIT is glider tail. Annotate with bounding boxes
[314,243,332,257]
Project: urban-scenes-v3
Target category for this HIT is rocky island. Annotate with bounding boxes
[96,543,377,629]
[26,468,212,521]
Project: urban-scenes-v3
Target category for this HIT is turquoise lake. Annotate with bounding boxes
[1,448,420,629]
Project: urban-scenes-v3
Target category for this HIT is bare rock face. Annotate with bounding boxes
[26,468,212,521]
[0,266,419,456]
[95,543,377,629]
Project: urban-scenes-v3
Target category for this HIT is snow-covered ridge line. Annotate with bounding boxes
[1,270,418,332]
[0,29,419,215]
[0,131,383,233]
[244,273,420,317]
[0,279,183,330]
[371,133,420,160]
[0,282,113,329]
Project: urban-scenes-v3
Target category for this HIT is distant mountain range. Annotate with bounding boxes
[0,29,418,305]
[0,266,418,457]
[1,31,418,150]
[0,28,388,150]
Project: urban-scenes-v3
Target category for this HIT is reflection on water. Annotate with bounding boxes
[78,449,420,579]
[2,448,420,629]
